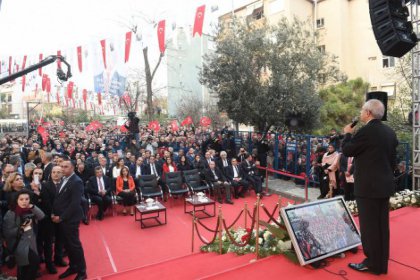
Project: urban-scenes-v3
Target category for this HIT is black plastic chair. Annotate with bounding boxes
[138,174,163,201]
[183,169,210,194]
[165,171,189,198]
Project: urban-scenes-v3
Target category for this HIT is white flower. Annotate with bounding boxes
[263,231,271,240]
[258,238,263,245]
[250,246,256,252]
[272,246,277,252]
[411,198,417,204]
[278,240,291,251]
[397,203,402,208]
[404,197,410,203]
[222,235,226,242]
[349,205,354,210]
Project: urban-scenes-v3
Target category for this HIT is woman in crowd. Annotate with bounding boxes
[321,144,340,198]
[3,172,26,207]
[162,157,177,182]
[176,155,191,173]
[115,166,136,215]
[112,158,125,180]
[3,189,45,280]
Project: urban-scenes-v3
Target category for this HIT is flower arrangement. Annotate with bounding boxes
[200,220,298,262]
[346,189,420,215]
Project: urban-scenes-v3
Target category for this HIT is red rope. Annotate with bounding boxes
[261,204,283,228]
[195,218,220,245]
[222,207,257,247]
[196,218,219,233]
[225,209,244,230]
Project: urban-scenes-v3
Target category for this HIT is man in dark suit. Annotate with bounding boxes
[52,159,87,280]
[205,161,233,204]
[241,154,263,194]
[129,157,150,179]
[342,99,398,275]
[87,167,112,220]
[216,151,231,175]
[225,158,249,199]
[42,152,54,182]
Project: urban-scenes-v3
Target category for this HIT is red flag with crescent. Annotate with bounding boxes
[148,120,160,132]
[157,20,166,54]
[77,46,83,72]
[39,53,43,76]
[181,116,193,126]
[46,77,51,93]
[171,120,179,132]
[67,81,74,99]
[120,125,128,133]
[42,74,47,91]
[200,116,212,127]
[193,5,206,37]
[100,39,107,68]
[125,31,132,63]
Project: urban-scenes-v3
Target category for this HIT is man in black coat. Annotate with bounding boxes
[52,159,87,280]
[342,99,398,275]
[205,161,233,204]
[241,154,263,194]
[225,158,249,199]
[42,152,54,182]
[87,167,112,220]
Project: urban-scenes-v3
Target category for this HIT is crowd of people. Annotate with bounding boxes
[0,113,412,279]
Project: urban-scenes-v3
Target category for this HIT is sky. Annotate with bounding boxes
[0,0,254,56]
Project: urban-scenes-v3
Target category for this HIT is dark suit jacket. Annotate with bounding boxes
[225,165,245,181]
[240,160,258,178]
[342,119,398,198]
[216,158,231,172]
[129,164,150,178]
[205,167,227,183]
[147,163,162,177]
[40,181,58,217]
[52,173,83,223]
[87,175,112,196]
[42,162,54,182]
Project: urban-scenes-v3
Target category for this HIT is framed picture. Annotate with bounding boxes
[280,197,361,266]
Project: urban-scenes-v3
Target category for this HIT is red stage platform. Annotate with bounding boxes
[24,194,420,280]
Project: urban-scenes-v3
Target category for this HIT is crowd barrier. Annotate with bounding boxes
[191,195,297,259]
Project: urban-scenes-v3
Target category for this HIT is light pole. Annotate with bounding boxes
[26,101,41,137]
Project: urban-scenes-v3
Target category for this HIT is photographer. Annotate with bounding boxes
[124,112,140,146]
[3,189,45,280]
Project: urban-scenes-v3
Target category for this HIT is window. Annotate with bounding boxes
[252,7,264,20]
[318,45,326,54]
[316,18,325,28]
[382,56,395,68]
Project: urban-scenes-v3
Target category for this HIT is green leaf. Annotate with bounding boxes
[260,221,286,240]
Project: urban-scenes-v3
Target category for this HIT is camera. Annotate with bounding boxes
[21,213,34,225]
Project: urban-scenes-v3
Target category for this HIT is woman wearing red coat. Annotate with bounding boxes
[162,157,177,182]
[116,166,136,215]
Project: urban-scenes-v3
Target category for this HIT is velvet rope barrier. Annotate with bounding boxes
[261,204,284,228]
[196,218,220,233]
[222,206,257,247]
[225,209,244,230]
[195,217,220,245]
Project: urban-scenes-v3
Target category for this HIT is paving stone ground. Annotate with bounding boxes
[264,176,320,202]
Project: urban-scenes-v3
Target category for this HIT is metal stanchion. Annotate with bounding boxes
[304,175,309,202]
[262,167,271,197]
[244,202,248,229]
[191,212,196,253]
[218,206,223,254]
[255,194,261,260]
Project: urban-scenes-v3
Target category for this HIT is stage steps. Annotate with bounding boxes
[97,252,256,280]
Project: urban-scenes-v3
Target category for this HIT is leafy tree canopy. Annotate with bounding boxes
[200,17,343,133]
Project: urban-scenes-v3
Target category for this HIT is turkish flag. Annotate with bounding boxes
[97,92,102,105]
[120,125,128,133]
[171,120,179,132]
[37,126,49,145]
[122,92,131,106]
[8,56,12,75]
[100,39,107,68]
[148,120,160,132]
[21,55,27,70]
[77,46,83,72]
[157,20,166,54]
[181,116,193,126]
[39,53,43,76]
[200,116,212,127]
[125,31,132,63]
[67,81,74,99]
[42,74,47,91]
[57,50,62,69]
[193,5,206,37]
[22,75,26,92]
[46,77,51,93]
[59,120,65,126]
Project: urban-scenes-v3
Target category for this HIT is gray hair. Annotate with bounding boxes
[220,151,227,157]
[363,99,385,120]
[24,162,36,170]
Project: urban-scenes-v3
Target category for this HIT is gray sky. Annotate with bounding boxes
[0,0,253,56]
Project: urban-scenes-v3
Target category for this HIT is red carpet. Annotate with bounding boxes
[7,195,418,280]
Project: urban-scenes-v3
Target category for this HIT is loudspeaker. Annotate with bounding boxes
[366,91,388,121]
[369,0,417,58]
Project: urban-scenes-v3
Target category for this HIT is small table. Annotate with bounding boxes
[135,201,167,228]
[184,195,215,219]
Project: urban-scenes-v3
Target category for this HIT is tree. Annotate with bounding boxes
[200,17,343,133]
[317,78,368,134]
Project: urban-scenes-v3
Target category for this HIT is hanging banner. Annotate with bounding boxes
[193,5,206,37]
[157,20,166,54]
[125,31,132,63]
[39,53,43,76]
[100,39,107,68]
[67,81,74,99]
[77,46,83,72]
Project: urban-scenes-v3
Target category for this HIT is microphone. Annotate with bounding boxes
[350,117,358,128]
